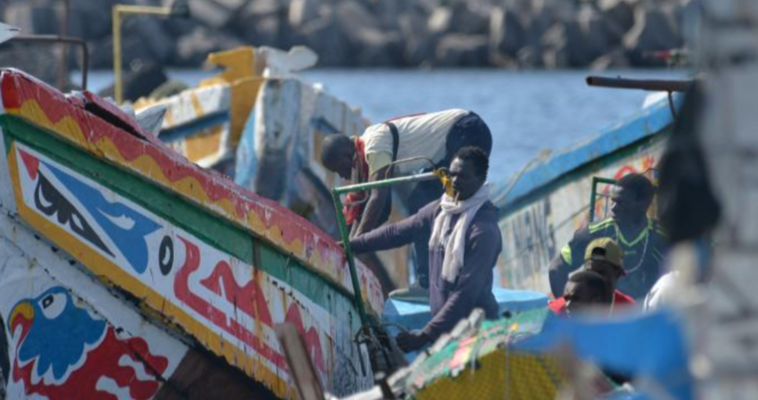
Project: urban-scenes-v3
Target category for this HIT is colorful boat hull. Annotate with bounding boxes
[492,97,676,293]
[0,69,383,399]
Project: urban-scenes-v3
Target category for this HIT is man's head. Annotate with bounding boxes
[320,134,355,179]
[611,173,655,224]
[563,271,613,315]
[583,238,626,289]
[449,146,488,201]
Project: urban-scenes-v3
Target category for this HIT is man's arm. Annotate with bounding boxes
[353,165,392,237]
[548,254,572,298]
[422,224,499,341]
[548,230,587,298]
[350,202,434,254]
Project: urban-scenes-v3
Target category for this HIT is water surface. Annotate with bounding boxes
[85,68,685,182]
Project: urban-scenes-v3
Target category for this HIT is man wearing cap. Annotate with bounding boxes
[549,238,635,315]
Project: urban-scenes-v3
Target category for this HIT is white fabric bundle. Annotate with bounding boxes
[429,183,490,283]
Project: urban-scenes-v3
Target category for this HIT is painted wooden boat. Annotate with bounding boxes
[0,68,384,399]
[137,46,408,288]
[491,96,677,293]
[135,47,366,234]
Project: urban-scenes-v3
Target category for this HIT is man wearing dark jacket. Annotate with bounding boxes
[549,173,668,300]
[350,146,501,352]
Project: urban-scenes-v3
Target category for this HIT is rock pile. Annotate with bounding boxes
[2,0,695,69]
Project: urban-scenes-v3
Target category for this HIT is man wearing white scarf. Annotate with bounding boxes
[350,147,502,352]
[429,182,492,284]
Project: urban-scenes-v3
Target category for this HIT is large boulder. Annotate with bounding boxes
[563,6,615,67]
[189,0,247,30]
[539,22,569,69]
[399,4,436,66]
[227,0,290,48]
[599,0,636,44]
[127,17,175,64]
[4,2,59,35]
[334,2,404,66]
[288,0,321,30]
[354,29,404,67]
[369,0,413,33]
[87,16,175,69]
[448,1,491,36]
[294,15,351,67]
[624,4,684,66]
[97,62,168,103]
[171,26,244,66]
[68,0,116,42]
[434,34,489,67]
[490,0,559,68]
[589,47,631,70]
[489,7,525,60]
[427,7,453,35]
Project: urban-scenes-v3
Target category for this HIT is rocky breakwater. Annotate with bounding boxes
[2,0,694,70]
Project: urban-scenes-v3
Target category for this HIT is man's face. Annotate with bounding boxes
[325,146,354,180]
[611,186,647,223]
[585,259,622,288]
[449,158,485,201]
[564,281,602,316]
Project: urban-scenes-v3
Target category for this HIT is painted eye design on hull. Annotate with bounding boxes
[33,173,114,257]
[38,291,67,320]
[159,235,174,275]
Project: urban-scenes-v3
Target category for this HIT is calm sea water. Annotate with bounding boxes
[85,69,684,183]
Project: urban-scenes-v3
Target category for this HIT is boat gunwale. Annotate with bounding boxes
[494,95,679,218]
[0,68,383,315]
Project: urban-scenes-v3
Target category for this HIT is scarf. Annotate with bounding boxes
[343,137,369,225]
[429,183,491,283]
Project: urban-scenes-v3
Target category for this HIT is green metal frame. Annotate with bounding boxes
[589,176,619,223]
[332,172,438,327]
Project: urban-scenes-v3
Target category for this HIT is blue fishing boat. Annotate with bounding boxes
[491,92,680,293]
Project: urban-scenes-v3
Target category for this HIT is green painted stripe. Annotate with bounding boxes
[1,116,360,324]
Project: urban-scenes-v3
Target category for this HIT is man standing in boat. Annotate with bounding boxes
[549,173,669,300]
[349,147,501,352]
[320,109,492,298]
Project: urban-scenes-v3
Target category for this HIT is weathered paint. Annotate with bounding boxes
[136,83,232,166]
[0,127,15,212]
[135,47,263,168]
[249,78,410,286]
[0,70,383,315]
[0,69,380,397]
[494,100,673,293]
[0,213,187,400]
[3,142,370,395]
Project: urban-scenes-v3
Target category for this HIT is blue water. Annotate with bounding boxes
[84,69,685,182]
